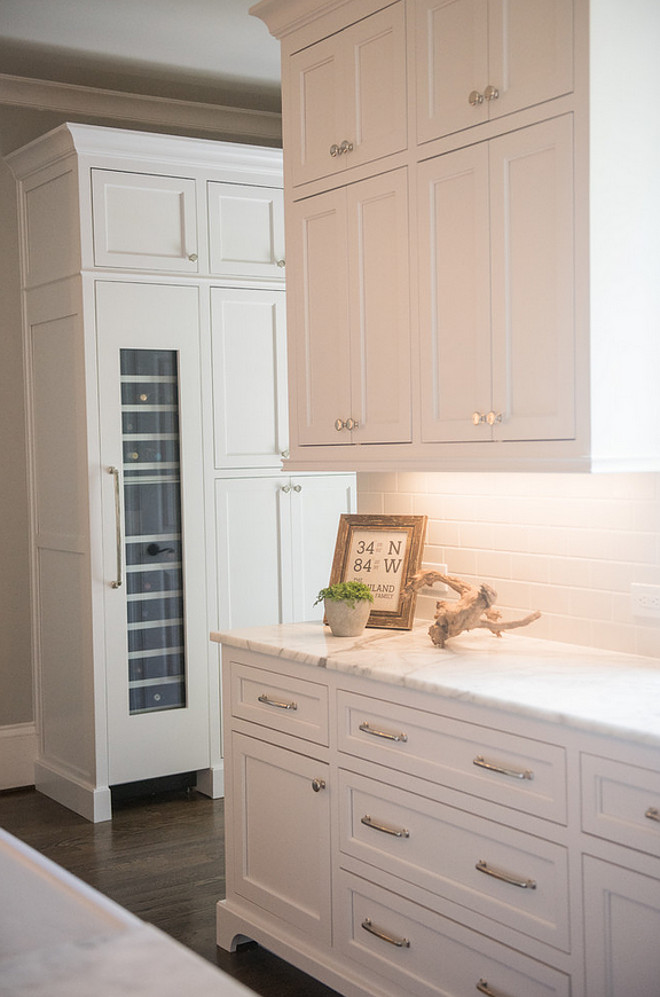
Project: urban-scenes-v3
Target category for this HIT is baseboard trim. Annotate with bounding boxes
[0,723,37,791]
[195,761,225,799]
[34,759,112,823]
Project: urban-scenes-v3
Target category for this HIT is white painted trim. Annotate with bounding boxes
[0,73,282,144]
[0,723,37,790]
[195,762,225,799]
[34,759,112,823]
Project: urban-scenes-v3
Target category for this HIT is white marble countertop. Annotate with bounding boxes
[211,621,660,749]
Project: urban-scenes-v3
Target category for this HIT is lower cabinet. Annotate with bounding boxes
[217,645,660,997]
[214,473,356,629]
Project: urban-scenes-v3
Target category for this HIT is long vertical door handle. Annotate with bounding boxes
[107,466,123,588]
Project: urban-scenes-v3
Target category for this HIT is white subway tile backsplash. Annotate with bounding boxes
[357,470,660,657]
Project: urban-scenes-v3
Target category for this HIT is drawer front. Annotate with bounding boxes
[339,769,569,951]
[338,691,566,823]
[230,661,329,745]
[582,753,660,857]
[336,869,571,997]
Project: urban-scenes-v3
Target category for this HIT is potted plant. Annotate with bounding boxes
[315,581,374,637]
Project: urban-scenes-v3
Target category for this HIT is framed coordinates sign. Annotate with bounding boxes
[328,514,427,629]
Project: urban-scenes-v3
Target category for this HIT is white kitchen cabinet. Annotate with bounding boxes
[215,626,660,997]
[418,114,575,444]
[254,0,660,472]
[415,0,574,145]
[288,168,411,446]
[207,182,285,279]
[210,287,288,468]
[214,473,356,630]
[286,1,407,188]
[91,169,200,272]
[8,122,288,820]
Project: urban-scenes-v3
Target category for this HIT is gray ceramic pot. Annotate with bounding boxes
[324,598,372,637]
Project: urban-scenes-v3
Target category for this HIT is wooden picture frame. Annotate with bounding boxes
[328,514,428,629]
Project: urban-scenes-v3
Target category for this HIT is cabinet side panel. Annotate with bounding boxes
[38,547,94,781]
[23,169,79,288]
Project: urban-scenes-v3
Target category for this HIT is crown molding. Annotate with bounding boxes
[0,73,282,145]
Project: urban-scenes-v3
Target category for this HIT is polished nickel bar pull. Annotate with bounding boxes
[477,979,511,997]
[361,918,410,948]
[476,860,536,890]
[107,466,123,589]
[258,694,298,711]
[359,721,407,743]
[645,807,660,822]
[361,815,409,838]
[473,755,533,781]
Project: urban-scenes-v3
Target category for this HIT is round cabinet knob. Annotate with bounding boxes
[486,410,503,426]
[339,140,354,155]
[345,417,360,431]
[330,143,341,158]
[484,84,499,102]
[187,253,198,262]
[311,778,326,792]
[472,411,486,426]
[293,484,302,492]
[281,484,291,493]
[335,418,346,431]
[468,90,484,106]
[280,449,290,459]
[276,259,286,268]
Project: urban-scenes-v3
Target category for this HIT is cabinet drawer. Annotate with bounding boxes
[582,753,660,857]
[336,869,570,997]
[338,691,566,822]
[339,769,569,952]
[229,661,329,745]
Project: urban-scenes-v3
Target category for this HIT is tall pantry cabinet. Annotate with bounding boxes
[8,123,355,822]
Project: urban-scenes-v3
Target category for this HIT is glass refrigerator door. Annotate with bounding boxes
[120,349,186,715]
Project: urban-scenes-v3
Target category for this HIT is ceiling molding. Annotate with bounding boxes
[0,73,282,144]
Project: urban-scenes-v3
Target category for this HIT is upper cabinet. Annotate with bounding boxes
[286,2,407,188]
[207,182,285,279]
[253,0,660,473]
[416,0,574,145]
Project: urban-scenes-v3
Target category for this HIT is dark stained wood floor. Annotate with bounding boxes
[0,785,340,997]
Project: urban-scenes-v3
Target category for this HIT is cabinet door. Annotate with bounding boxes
[347,168,411,444]
[208,182,285,279]
[416,0,489,144]
[490,114,575,442]
[288,2,407,187]
[96,281,209,785]
[91,170,199,272]
[583,855,660,997]
[214,476,292,630]
[415,0,573,145]
[290,474,356,622]
[288,188,352,445]
[229,732,331,944]
[210,288,288,468]
[488,0,573,123]
[418,144,492,442]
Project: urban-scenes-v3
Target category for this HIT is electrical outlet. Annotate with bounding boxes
[631,583,660,619]
[419,563,448,597]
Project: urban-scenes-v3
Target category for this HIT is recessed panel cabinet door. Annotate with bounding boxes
[418,144,492,443]
[208,182,285,279]
[96,281,209,786]
[490,114,575,442]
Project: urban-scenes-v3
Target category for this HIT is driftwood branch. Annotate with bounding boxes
[406,571,541,648]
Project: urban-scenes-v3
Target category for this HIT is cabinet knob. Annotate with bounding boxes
[187,253,198,262]
[276,258,286,268]
[311,778,326,792]
[280,449,290,459]
[468,90,485,106]
[330,143,341,158]
[484,84,500,102]
[345,417,359,431]
[293,484,302,492]
[335,418,346,431]
[339,139,354,155]
[472,411,486,425]
[645,807,660,822]
[282,484,291,493]
[486,410,503,426]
